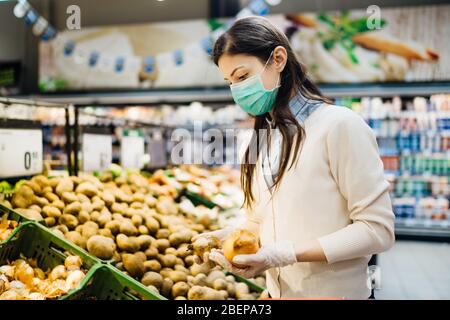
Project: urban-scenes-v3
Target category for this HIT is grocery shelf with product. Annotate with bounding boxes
[335,94,450,240]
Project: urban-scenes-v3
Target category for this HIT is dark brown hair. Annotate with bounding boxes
[213,16,330,208]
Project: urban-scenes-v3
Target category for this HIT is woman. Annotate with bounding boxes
[197,16,395,299]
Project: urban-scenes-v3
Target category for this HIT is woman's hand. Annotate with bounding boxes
[190,226,235,264]
[209,241,298,279]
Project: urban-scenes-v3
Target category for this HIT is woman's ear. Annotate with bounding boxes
[272,46,288,72]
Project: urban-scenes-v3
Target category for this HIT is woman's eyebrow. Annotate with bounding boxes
[230,65,244,78]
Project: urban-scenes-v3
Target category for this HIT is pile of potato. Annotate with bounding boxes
[3,171,265,300]
[0,254,86,300]
[0,213,18,242]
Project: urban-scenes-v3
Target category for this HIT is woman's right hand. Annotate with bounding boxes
[190,226,235,264]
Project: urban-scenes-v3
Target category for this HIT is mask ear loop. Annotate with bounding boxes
[262,51,281,89]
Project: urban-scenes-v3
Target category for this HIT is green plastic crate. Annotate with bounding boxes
[0,203,30,244]
[0,221,100,299]
[64,264,167,300]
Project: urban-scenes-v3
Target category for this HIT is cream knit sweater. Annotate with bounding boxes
[245,103,395,299]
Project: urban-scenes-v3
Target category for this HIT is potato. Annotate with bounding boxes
[42,205,62,219]
[99,228,114,239]
[69,176,83,186]
[193,274,208,287]
[119,219,139,236]
[64,201,81,215]
[225,275,235,283]
[54,224,69,234]
[77,194,89,203]
[138,225,149,235]
[11,186,36,208]
[52,228,64,238]
[188,286,226,300]
[169,231,193,247]
[65,231,87,249]
[56,178,74,196]
[137,235,153,251]
[146,285,160,296]
[175,258,185,267]
[112,213,124,221]
[75,225,83,234]
[111,203,126,215]
[115,262,124,271]
[81,221,99,239]
[159,254,177,268]
[52,200,65,211]
[144,246,159,259]
[59,214,79,229]
[184,255,196,267]
[61,192,77,204]
[44,192,59,203]
[174,265,189,274]
[90,211,101,222]
[34,196,49,207]
[176,245,192,259]
[155,239,170,253]
[47,177,61,188]
[189,263,211,277]
[116,234,140,253]
[165,247,177,256]
[24,181,42,195]
[122,253,145,278]
[92,199,105,212]
[80,201,93,213]
[172,282,189,298]
[135,251,147,262]
[168,271,188,283]
[226,283,236,298]
[130,215,143,227]
[29,204,42,213]
[141,271,163,289]
[145,217,160,235]
[76,182,98,197]
[78,210,90,224]
[159,268,174,279]
[44,217,56,227]
[132,193,146,203]
[156,229,170,239]
[213,278,228,291]
[97,211,112,228]
[235,282,250,300]
[161,278,174,298]
[206,270,226,287]
[144,195,157,207]
[86,235,116,260]
[130,202,143,210]
[32,175,50,188]
[105,220,121,235]
[100,192,115,207]
[144,260,162,272]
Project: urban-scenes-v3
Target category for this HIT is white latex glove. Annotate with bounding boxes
[209,241,298,279]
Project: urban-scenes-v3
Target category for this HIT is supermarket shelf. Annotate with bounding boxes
[11,82,450,106]
[395,220,450,241]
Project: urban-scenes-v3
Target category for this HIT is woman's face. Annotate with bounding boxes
[218,46,288,90]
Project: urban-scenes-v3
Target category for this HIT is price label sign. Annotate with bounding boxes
[0,127,43,178]
[121,132,145,170]
[82,133,112,172]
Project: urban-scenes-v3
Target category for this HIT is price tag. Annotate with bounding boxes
[121,133,145,170]
[0,128,43,178]
[82,133,112,172]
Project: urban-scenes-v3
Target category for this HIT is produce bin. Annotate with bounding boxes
[64,264,167,300]
[0,221,100,299]
[0,203,31,244]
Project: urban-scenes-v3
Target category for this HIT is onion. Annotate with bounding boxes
[223,229,259,267]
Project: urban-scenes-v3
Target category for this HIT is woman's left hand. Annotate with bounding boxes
[209,241,298,279]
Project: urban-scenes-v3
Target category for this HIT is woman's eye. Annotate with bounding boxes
[238,74,248,81]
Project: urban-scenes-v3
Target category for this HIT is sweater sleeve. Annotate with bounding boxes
[317,112,395,264]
